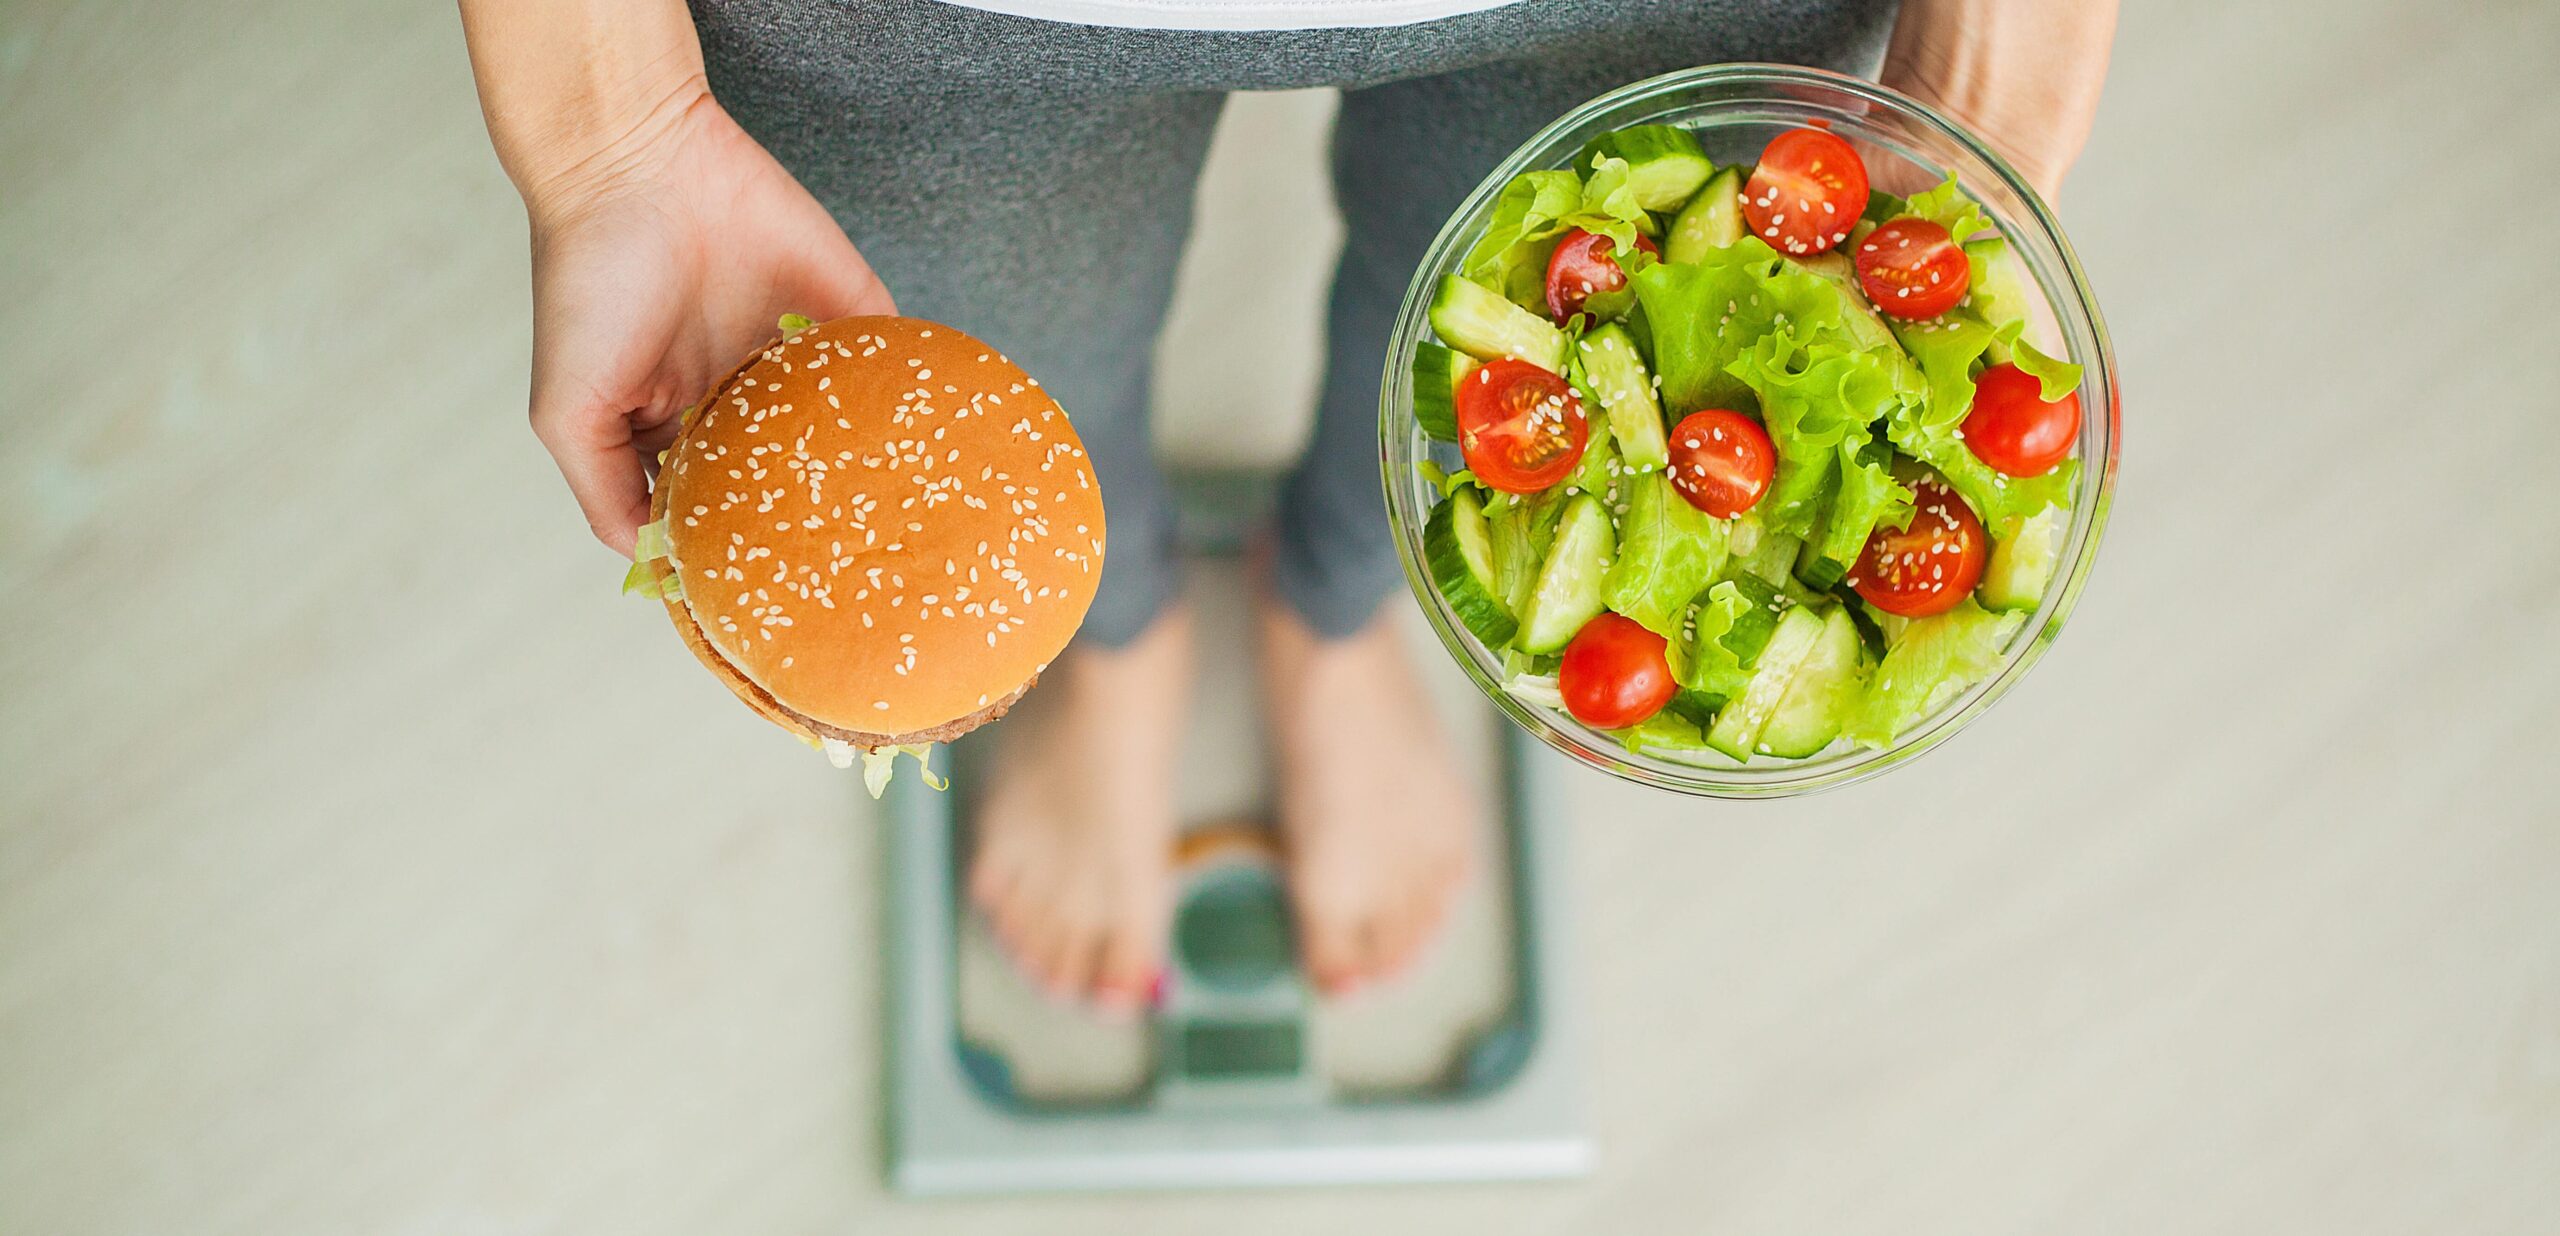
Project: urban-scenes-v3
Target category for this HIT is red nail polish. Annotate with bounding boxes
[1146,968,1168,1008]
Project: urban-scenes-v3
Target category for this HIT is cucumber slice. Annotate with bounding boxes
[1489,499,1541,615]
[1559,374,1619,500]
[1424,488,1518,646]
[1579,125,1714,211]
[1979,505,2063,611]
[1794,528,1847,592]
[1702,606,1827,760]
[1834,594,1890,663]
[1664,689,1721,731]
[1429,274,1567,372]
[1755,607,1868,758]
[1733,522,1802,588]
[1726,507,1766,561]
[1664,165,1745,264]
[1514,494,1615,653]
[1575,323,1669,470]
[1410,341,1477,442]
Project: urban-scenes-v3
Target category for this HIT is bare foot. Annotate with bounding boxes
[1256,593,1476,997]
[967,607,1191,1017]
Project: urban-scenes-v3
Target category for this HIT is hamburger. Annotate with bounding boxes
[623,314,1105,793]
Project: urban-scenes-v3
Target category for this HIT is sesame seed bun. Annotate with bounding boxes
[646,316,1104,748]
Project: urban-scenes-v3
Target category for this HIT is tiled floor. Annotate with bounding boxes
[3,1,2556,1232]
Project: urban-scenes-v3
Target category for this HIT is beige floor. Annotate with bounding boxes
[4,0,2558,1233]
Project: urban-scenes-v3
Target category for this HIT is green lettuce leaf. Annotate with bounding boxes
[836,742,945,798]
[1887,307,2012,435]
[778,313,816,333]
[1459,159,1658,312]
[1572,155,1651,256]
[1898,175,1996,246]
[1818,435,1914,563]
[2011,338,2084,401]
[1960,235,2035,337]
[633,517,672,561]
[621,559,679,599]
[1461,170,1584,309]
[622,518,681,598]
[1891,412,2077,532]
[1723,332,1918,538]
[1415,459,1480,498]
[1844,599,2022,748]
[1620,709,1717,757]
[1760,441,1837,539]
[1601,471,1731,638]
[1630,237,1855,414]
[1676,579,1785,701]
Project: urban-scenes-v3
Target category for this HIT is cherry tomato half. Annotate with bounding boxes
[1559,612,1676,730]
[1544,227,1660,323]
[1743,127,1869,256]
[1963,362,2080,477]
[1666,409,1776,518]
[1849,478,1987,617]
[1455,358,1588,493]
[1854,216,1970,319]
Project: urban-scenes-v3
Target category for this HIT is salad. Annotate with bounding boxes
[1411,122,2086,763]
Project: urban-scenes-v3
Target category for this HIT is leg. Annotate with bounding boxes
[1265,0,1899,992]
[699,9,1227,1011]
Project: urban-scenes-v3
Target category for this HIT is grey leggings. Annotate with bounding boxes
[695,0,1894,645]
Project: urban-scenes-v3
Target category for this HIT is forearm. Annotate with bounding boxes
[457,0,708,211]
[1884,0,2118,195]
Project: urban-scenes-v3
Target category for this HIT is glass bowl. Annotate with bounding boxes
[1379,63,2120,799]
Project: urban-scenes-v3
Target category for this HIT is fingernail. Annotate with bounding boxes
[1146,968,1168,1008]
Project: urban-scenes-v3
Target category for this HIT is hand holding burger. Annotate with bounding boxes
[628,315,1107,792]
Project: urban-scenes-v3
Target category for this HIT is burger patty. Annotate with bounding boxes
[781,674,1033,748]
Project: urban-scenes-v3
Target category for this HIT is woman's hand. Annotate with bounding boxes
[521,89,894,554]
[458,0,892,555]
[1881,0,2119,201]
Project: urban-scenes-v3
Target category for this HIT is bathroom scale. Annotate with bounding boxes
[880,471,1590,1195]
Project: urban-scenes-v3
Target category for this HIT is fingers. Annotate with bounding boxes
[790,236,899,320]
[531,400,656,557]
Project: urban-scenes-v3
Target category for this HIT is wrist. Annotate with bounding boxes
[1882,0,2117,197]
[458,0,710,218]
[511,72,713,223]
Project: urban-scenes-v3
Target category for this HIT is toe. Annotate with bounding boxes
[1370,901,1428,982]
[1088,914,1160,1016]
[1039,917,1107,1002]
[1292,891,1367,996]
